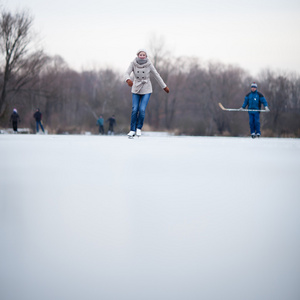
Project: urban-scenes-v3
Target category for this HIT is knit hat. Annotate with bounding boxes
[251,82,258,88]
[13,108,17,113]
[136,49,148,57]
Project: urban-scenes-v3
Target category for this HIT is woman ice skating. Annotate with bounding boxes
[10,108,21,133]
[125,49,169,138]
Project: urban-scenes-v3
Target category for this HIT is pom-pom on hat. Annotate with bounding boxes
[251,82,258,88]
[136,49,148,57]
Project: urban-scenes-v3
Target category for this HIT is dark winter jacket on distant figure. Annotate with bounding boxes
[10,111,20,123]
[106,117,116,130]
[10,110,21,132]
[33,110,42,121]
[242,90,268,110]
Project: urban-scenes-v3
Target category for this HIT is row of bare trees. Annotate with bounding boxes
[1,9,300,137]
[0,9,47,116]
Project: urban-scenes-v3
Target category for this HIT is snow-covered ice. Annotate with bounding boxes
[1,134,300,300]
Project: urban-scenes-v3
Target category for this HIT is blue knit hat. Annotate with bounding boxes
[251,82,257,88]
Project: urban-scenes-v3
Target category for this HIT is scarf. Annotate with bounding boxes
[136,57,148,65]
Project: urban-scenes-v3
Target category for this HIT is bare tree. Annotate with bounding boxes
[0,9,47,116]
[258,70,300,136]
[147,35,171,129]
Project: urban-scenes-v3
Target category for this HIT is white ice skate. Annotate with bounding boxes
[127,131,135,139]
[136,129,142,137]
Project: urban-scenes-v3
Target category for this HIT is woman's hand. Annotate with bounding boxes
[126,79,133,87]
[164,87,170,93]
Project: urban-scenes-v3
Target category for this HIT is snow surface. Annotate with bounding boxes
[1,134,300,300]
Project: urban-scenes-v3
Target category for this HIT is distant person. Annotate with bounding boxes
[125,49,169,138]
[97,115,104,134]
[106,115,116,135]
[33,108,45,133]
[10,108,21,133]
[240,82,269,138]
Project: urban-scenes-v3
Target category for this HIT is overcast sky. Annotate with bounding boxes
[3,0,300,76]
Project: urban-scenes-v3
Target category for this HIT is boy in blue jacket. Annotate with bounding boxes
[97,116,104,134]
[241,82,269,138]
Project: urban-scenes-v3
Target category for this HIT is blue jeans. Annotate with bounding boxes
[36,121,44,133]
[248,112,260,135]
[130,93,151,131]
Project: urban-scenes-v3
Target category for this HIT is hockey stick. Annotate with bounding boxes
[218,103,269,112]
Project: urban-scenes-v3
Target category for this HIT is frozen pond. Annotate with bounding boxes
[1,134,300,300]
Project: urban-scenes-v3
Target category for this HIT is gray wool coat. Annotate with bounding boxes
[125,58,167,95]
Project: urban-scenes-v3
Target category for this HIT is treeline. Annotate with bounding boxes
[1,9,300,137]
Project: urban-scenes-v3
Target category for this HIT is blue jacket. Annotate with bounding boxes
[242,91,268,110]
[97,118,104,126]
